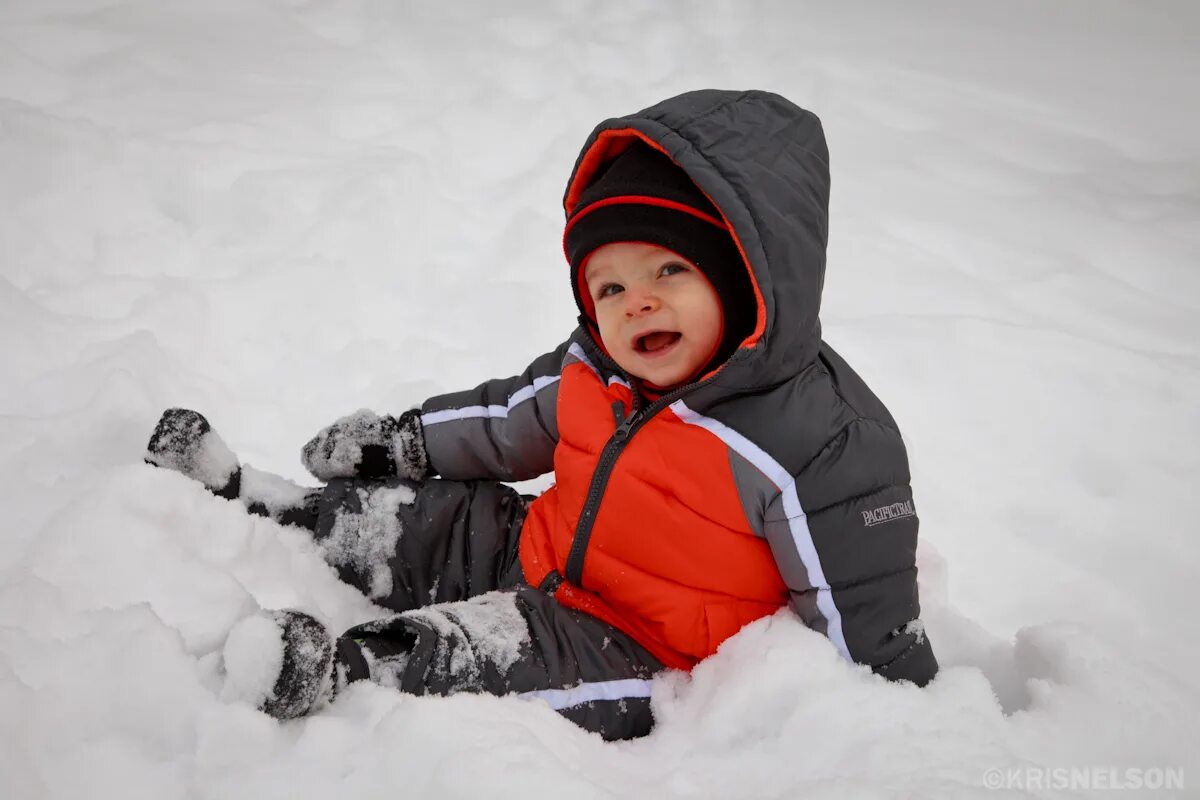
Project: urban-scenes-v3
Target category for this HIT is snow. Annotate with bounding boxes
[322,483,415,600]
[351,591,531,694]
[238,463,314,515]
[1,0,1198,797]
[221,613,285,709]
[402,590,532,679]
[300,408,393,481]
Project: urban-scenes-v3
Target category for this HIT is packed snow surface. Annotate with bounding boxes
[1,1,1198,798]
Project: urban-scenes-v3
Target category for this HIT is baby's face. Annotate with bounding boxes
[583,242,722,388]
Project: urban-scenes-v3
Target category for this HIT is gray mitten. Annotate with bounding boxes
[221,609,340,720]
[301,408,429,482]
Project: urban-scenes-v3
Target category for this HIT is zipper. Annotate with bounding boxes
[563,376,704,585]
[538,569,564,594]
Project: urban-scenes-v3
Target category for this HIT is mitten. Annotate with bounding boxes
[221,609,340,720]
[145,408,241,498]
[300,408,429,482]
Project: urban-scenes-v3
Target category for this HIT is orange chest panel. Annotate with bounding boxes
[519,362,789,667]
[554,364,752,538]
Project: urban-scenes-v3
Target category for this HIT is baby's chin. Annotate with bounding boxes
[617,353,705,390]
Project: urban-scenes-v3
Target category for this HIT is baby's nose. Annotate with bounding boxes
[624,286,660,315]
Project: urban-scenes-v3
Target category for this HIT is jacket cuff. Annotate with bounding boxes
[872,633,939,687]
[391,409,431,481]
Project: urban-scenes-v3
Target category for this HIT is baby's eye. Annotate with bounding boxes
[596,282,623,299]
[659,262,689,277]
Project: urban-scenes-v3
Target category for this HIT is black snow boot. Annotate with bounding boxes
[145,408,241,499]
[222,609,343,720]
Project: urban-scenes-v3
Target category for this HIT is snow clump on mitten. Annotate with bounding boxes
[301,408,428,482]
[220,613,286,709]
[301,409,394,481]
[221,610,337,720]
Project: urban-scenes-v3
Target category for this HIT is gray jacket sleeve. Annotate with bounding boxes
[762,416,938,686]
[419,338,570,482]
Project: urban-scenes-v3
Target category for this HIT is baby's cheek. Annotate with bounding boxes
[595,322,632,368]
[596,323,620,355]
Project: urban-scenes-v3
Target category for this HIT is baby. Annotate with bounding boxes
[146,89,937,741]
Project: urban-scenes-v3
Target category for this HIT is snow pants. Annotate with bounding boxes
[313,477,663,741]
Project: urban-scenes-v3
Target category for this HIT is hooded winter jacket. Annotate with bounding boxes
[418,90,937,684]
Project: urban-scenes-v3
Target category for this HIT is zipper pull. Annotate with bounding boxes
[611,401,635,441]
[614,412,636,441]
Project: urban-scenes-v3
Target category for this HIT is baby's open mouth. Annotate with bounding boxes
[634,331,682,353]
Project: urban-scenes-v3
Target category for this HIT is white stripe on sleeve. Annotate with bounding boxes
[421,375,560,426]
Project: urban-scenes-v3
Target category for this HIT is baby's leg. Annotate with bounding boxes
[145,408,322,531]
[224,588,663,736]
[145,411,530,606]
[313,477,528,612]
[238,465,323,531]
[337,587,663,740]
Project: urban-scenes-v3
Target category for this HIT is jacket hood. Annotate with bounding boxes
[563,89,830,404]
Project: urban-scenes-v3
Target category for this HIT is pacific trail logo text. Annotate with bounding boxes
[862,500,916,527]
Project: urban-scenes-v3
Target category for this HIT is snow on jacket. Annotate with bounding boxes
[416,90,937,683]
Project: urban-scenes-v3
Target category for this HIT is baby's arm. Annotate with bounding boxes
[763,417,938,686]
[418,337,571,482]
[302,336,573,484]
